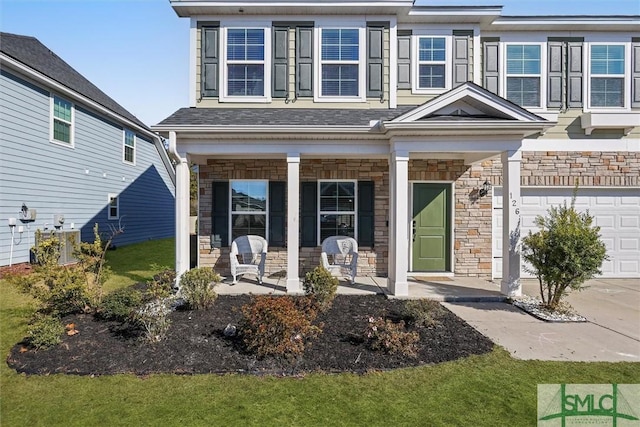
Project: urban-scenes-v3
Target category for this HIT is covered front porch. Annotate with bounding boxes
[214,274,506,302]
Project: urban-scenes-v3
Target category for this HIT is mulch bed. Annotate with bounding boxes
[7,295,494,376]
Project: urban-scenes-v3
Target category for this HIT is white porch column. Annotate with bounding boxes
[170,131,190,283]
[388,151,409,296]
[286,153,302,293]
[501,149,522,296]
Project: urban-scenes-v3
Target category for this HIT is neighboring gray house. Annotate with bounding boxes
[0,32,175,266]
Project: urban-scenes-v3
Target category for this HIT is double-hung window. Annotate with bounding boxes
[320,29,360,97]
[123,130,135,164]
[506,44,541,108]
[51,95,73,145]
[590,44,625,108]
[318,181,356,243]
[108,194,119,220]
[225,28,265,97]
[230,180,267,240]
[417,37,446,90]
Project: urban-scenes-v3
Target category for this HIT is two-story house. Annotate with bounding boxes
[1,33,176,267]
[153,0,640,296]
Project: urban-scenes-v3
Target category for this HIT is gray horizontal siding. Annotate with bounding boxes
[0,69,174,266]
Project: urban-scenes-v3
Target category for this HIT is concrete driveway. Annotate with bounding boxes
[444,278,640,362]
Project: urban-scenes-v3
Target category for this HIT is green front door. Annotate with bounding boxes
[412,183,451,272]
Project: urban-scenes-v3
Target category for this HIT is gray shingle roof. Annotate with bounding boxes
[0,32,147,129]
[156,106,417,127]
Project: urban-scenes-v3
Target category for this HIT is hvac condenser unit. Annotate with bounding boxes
[35,230,81,265]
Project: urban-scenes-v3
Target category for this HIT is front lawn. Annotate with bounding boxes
[1,238,638,426]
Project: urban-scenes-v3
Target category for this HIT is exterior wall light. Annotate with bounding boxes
[479,180,492,198]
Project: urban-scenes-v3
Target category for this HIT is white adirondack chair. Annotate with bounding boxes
[230,235,268,284]
[320,236,358,284]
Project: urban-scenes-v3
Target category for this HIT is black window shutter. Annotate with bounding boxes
[201,27,219,98]
[452,30,473,88]
[269,181,286,247]
[397,31,411,89]
[633,40,640,108]
[212,181,229,247]
[547,41,564,108]
[272,27,289,98]
[367,26,384,98]
[357,181,375,247]
[296,27,313,98]
[482,38,499,95]
[567,41,583,107]
[300,182,317,247]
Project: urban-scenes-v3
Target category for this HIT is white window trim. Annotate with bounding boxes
[584,41,631,111]
[229,179,269,243]
[317,179,358,245]
[108,194,119,220]
[49,94,74,147]
[411,35,452,94]
[502,42,545,110]
[123,129,136,165]
[314,25,367,103]
[219,26,272,103]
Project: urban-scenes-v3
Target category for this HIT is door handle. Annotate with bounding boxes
[412,220,416,241]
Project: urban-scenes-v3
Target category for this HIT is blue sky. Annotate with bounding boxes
[1,0,638,126]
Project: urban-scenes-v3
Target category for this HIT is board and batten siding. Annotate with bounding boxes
[0,69,175,266]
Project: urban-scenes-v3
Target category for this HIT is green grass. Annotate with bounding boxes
[1,238,638,426]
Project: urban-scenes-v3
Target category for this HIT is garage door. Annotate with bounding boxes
[493,187,640,279]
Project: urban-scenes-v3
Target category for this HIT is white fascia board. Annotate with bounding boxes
[152,125,375,134]
[408,6,502,17]
[391,137,523,153]
[383,121,554,138]
[521,138,640,152]
[180,140,391,156]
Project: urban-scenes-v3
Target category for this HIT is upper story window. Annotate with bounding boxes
[123,130,135,164]
[320,29,360,97]
[230,180,268,240]
[589,44,625,108]
[505,44,541,108]
[51,95,74,146]
[226,29,265,97]
[417,37,446,89]
[318,181,356,243]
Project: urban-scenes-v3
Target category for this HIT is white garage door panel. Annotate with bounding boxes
[493,187,640,279]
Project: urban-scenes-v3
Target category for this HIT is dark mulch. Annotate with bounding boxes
[7,295,494,376]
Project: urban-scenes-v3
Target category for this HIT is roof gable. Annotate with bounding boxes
[390,82,548,123]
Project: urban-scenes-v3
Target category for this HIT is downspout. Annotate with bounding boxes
[168,131,190,287]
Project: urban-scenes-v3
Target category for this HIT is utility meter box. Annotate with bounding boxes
[20,209,36,222]
[54,214,65,228]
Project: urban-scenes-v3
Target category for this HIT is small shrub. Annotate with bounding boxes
[403,299,443,328]
[240,296,322,360]
[133,297,174,343]
[98,287,144,322]
[26,314,65,350]
[179,267,221,310]
[522,188,608,310]
[146,265,176,300]
[366,317,419,358]
[303,266,339,312]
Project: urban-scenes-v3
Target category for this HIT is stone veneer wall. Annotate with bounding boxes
[408,160,491,276]
[197,159,393,278]
[488,152,640,187]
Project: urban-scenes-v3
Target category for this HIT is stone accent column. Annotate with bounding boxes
[171,131,190,283]
[287,154,302,293]
[388,151,409,296]
[501,149,522,296]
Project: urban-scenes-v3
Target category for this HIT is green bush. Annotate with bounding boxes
[98,287,144,322]
[133,298,174,343]
[403,299,443,328]
[366,317,419,358]
[179,267,221,310]
[26,314,65,350]
[146,265,176,300]
[522,190,608,310]
[303,266,339,312]
[240,296,322,360]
